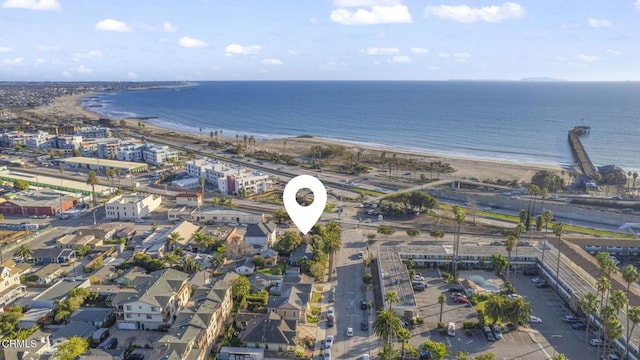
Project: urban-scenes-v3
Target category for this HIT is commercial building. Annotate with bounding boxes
[62,156,148,175]
[0,168,111,196]
[105,193,162,220]
[0,189,78,217]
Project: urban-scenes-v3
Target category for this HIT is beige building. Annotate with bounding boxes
[105,193,162,220]
[175,192,203,207]
[0,260,29,306]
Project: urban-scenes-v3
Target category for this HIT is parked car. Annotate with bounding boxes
[523,268,539,276]
[324,349,332,360]
[327,316,334,327]
[448,287,462,293]
[536,282,550,288]
[327,307,334,317]
[413,274,425,281]
[346,328,354,337]
[98,337,117,350]
[483,326,496,341]
[590,338,605,347]
[361,320,369,331]
[601,354,619,360]
[325,335,334,348]
[453,296,469,304]
[450,292,466,299]
[529,316,543,324]
[571,322,587,330]
[360,300,368,310]
[491,324,503,340]
[563,314,579,323]
[507,294,523,299]
[413,283,426,292]
[531,277,543,283]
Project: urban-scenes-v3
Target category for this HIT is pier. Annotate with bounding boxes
[568,126,598,178]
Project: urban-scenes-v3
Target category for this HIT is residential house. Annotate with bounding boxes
[77,348,125,360]
[31,278,91,309]
[190,207,265,225]
[258,249,278,268]
[32,263,65,285]
[175,192,203,207]
[56,233,103,249]
[18,308,52,329]
[289,243,314,266]
[114,266,147,287]
[0,259,29,306]
[235,258,255,275]
[163,220,200,251]
[244,222,277,251]
[32,248,76,264]
[105,193,162,221]
[266,283,311,324]
[51,321,96,345]
[111,268,191,330]
[240,311,297,352]
[69,308,114,328]
[250,274,283,292]
[0,330,52,360]
[218,347,264,360]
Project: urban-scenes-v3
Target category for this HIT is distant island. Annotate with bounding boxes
[520,77,567,82]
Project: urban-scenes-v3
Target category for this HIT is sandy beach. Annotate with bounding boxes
[30,93,564,183]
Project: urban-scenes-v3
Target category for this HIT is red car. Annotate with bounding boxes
[453,297,469,304]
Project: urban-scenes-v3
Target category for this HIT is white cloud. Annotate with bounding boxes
[162,21,177,33]
[391,55,412,63]
[262,58,283,65]
[95,19,132,32]
[127,72,138,79]
[73,50,103,61]
[410,47,429,54]
[606,49,622,55]
[35,58,46,64]
[366,47,401,55]
[577,54,599,62]
[331,4,412,25]
[587,18,611,28]
[225,44,261,55]
[0,47,12,53]
[2,0,59,10]
[438,53,449,58]
[425,2,525,23]
[1,57,23,65]
[179,36,207,48]
[454,52,472,63]
[77,65,93,74]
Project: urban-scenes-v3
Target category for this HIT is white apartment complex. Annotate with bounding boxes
[184,159,272,196]
[116,143,178,165]
[76,126,112,139]
[105,193,162,220]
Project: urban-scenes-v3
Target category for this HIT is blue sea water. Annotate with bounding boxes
[82,81,640,171]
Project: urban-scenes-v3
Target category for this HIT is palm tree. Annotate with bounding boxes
[323,222,342,276]
[626,306,640,360]
[235,134,240,146]
[397,327,412,360]
[512,223,525,282]
[622,264,640,359]
[452,206,465,280]
[283,140,287,156]
[373,308,402,353]
[579,292,599,359]
[166,231,183,251]
[552,223,565,293]
[243,134,248,150]
[163,253,180,268]
[105,168,115,192]
[504,235,516,282]
[213,130,219,146]
[596,277,612,313]
[505,297,532,328]
[438,294,446,323]
[485,295,506,325]
[14,244,33,262]
[384,290,400,310]
[609,290,627,315]
[198,177,205,198]
[86,171,99,205]
[182,257,202,273]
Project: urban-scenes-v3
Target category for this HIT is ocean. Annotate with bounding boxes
[82,81,640,171]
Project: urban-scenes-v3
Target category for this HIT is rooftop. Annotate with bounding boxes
[1,188,78,208]
[63,156,148,171]
[0,169,110,194]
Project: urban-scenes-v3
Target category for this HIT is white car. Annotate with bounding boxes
[361,355,370,360]
[413,274,425,281]
[529,316,543,324]
[346,327,354,337]
[327,307,335,318]
[531,277,543,284]
[325,335,334,348]
[507,294,523,299]
[324,349,331,360]
[590,338,604,347]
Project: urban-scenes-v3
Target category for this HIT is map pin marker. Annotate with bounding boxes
[283,175,327,235]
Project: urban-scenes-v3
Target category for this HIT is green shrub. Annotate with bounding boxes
[437,322,445,329]
[416,317,424,325]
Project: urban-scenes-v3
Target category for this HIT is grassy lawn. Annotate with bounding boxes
[311,292,322,304]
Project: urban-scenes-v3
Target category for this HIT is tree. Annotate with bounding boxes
[622,264,640,359]
[253,255,265,267]
[397,327,412,360]
[272,208,290,224]
[232,276,250,302]
[406,228,420,237]
[384,290,400,310]
[504,235,517,281]
[452,206,465,280]
[14,244,33,262]
[166,231,183,251]
[273,230,302,253]
[377,225,395,238]
[610,290,627,315]
[54,336,89,360]
[626,306,640,360]
[76,245,91,258]
[163,253,180,268]
[504,297,532,327]
[105,167,115,191]
[198,177,205,198]
[323,221,342,275]
[310,262,325,281]
[429,229,445,239]
[552,223,565,293]
[421,341,449,360]
[86,171,98,205]
[490,254,508,276]
[438,294,446,323]
[13,179,29,190]
[579,292,599,359]
[551,355,568,360]
[373,308,402,353]
[596,277,611,313]
[485,295,506,324]
[181,257,202,274]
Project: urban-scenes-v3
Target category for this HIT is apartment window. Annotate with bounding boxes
[147,315,152,319]
[151,306,158,312]
[126,305,132,310]
[126,314,132,319]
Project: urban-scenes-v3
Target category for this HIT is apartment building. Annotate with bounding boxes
[184,159,272,196]
[143,144,179,166]
[0,260,29,306]
[76,126,112,139]
[105,193,162,220]
[112,268,191,330]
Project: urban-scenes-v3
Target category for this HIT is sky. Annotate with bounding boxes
[0,0,639,81]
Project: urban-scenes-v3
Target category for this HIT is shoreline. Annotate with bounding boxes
[31,92,565,183]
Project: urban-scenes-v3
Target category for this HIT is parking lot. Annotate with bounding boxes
[107,328,165,357]
[408,268,593,359]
